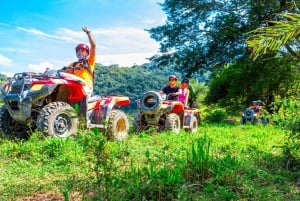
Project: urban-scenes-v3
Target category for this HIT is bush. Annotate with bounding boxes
[205,108,227,123]
[271,97,300,169]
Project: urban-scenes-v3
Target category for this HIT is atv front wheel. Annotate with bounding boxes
[0,106,30,139]
[37,102,78,138]
[106,110,129,141]
[240,117,246,124]
[244,109,254,119]
[133,112,148,133]
[165,113,181,133]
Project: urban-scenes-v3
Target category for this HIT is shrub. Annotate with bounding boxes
[271,97,300,169]
[205,108,227,123]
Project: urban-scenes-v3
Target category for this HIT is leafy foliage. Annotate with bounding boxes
[0,73,6,82]
[247,13,300,61]
[206,56,300,108]
[271,97,300,167]
[93,64,166,112]
[0,74,8,105]
[187,78,208,108]
[147,0,299,109]
[147,0,299,75]
[204,108,227,123]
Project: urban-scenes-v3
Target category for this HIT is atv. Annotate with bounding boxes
[133,91,200,133]
[240,100,268,125]
[0,69,130,140]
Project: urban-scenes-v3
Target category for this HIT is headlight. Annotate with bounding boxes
[31,84,43,91]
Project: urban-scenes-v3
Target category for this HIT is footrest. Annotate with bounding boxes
[87,123,106,129]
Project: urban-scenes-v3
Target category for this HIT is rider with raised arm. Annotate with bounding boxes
[63,26,96,97]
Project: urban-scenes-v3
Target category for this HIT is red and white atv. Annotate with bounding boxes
[0,69,130,140]
[133,91,200,133]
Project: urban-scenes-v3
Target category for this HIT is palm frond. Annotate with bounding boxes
[247,13,300,60]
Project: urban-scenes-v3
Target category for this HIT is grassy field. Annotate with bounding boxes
[0,123,299,201]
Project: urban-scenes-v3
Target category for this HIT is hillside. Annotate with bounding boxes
[93,63,199,112]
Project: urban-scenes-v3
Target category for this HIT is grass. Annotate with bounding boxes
[0,123,299,200]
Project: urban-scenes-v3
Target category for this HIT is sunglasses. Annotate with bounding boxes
[169,79,176,81]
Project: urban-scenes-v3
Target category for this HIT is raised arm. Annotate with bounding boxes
[82,27,96,58]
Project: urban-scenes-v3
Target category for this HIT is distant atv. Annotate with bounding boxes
[133,91,200,133]
[240,100,268,125]
[0,70,130,140]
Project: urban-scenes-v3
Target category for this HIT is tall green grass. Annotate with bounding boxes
[0,124,299,200]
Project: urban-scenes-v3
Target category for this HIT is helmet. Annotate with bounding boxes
[75,43,90,55]
[181,78,189,84]
[169,74,178,81]
[252,101,257,105]
[256,100,263,105]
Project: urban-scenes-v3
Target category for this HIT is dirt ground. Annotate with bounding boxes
[17,191,85,201]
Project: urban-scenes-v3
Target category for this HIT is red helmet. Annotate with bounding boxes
[75,43,89,55]
[169,74,178,81]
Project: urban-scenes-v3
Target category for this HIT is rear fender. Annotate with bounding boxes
[88,95,130,124]
[111,96,131,107]
[171,101,185,113]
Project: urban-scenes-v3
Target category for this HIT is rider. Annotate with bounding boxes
[178,78,190,107]
[249,100,262,114]
[159,74,179,101]
[62,27,96,117]
[63,27,96,97]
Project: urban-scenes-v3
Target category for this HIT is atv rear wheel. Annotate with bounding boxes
[37,102,78,138]
[106,110,129,141]
[0,106,30,139]
[185,115,198,133]
[165,113,181,133]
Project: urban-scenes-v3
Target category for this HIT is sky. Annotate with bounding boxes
[0,0,165,77]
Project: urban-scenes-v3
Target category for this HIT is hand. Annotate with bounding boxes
[82,27,90,33]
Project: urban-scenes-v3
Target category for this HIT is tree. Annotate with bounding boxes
[0,73,8,105]
[205,55,300,109]
[147,0,299,76]
[246,12,300,163]
[147,0,300,107]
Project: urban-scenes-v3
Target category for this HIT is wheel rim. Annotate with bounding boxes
[191,117,198,132]
[116,118,127,133]
[54,114,71,136]
[175,119,180,130]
